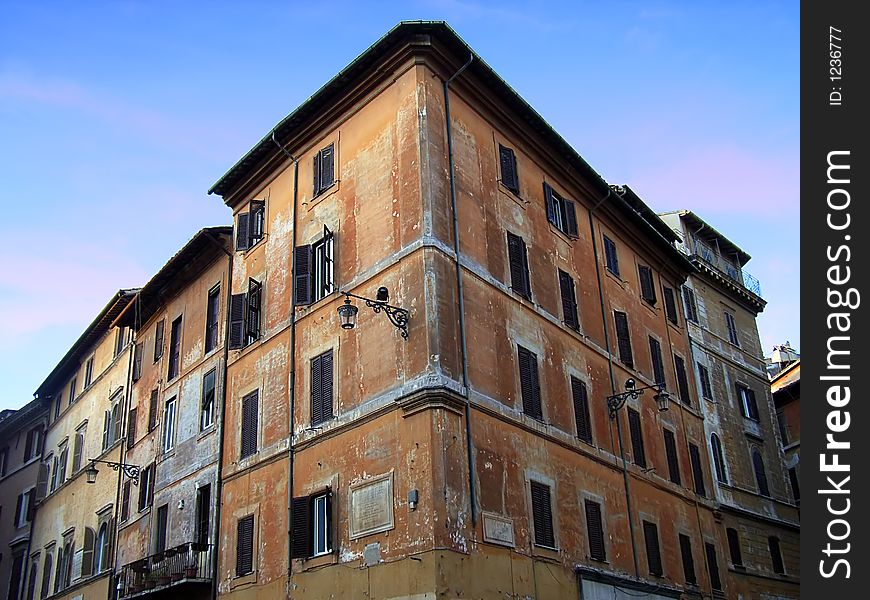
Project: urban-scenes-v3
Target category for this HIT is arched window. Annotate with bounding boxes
[752,448,770,496]
[40,551,52,600]
[96,523,108,573]
[710,434,728,484]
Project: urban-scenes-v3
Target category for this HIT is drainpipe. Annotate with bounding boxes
[443,52,477,526]
[588,189,641,578]
[271,133,300,579]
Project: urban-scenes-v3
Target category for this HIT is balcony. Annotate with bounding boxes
[118,542,212,598]
[681,236,762,297]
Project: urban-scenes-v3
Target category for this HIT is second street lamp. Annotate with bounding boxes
[336,287,410,339]
[606,378,670,419]
[85,459,141,486]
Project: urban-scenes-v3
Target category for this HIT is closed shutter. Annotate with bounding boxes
[627,408,646,468]
[113,401,122,443]
[15,493,24,526]
[311,350,334,426]
[648,337,665,386]
[558,270,579,330]
[127,408,137,450]
[674,355,691,406]
[236,515,255,575]
[725,311,740,345]
[565,200,578,236]
[102,410,111,450]
[36,462,49,500]
[24,428,34,460]
[313,150,322,195]
[614,311,633,367]
[121,481,131,522]
[584,499,606,561]
[769,537,785,574]
[689,443,706,497]
[321,145,335,190]
[726,528,743,566]
[711,434,728,483]
[132,343,143,381]
[682,287,698,322]
[663,287,678,324]
[529,481,554,548]
[603,236,619,275]
[643,521,662,576]
[571,377,592,444]
[544,183,557,224]
[638,265,656,304]
[26,488,36,522]
[236,212,250,251]
[753,450,769,496]
[663,429,681,485]
[506,232,531,299]
[72,432,83,473]
[81,527,95,578]
[154,319,165,362]
[294,245,313,305]
[148,389,158,430]
[517,345,542,419]
[705,542,722,590]
[679,534,696,585]
[698,363,712,399]
[228,293,246,349]
[240,391,258,459]
[499,145,518,193]
[247,279,262,341]
[290,496,311,559]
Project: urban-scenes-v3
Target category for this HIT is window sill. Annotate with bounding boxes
[531,545,560,562]
[299,551,337,571]
[197,425,217,441]
[603,268,625,288]
[230,571,257,588]
[498,184,527,209]
[547,222,576,243]
[306,180,340,211]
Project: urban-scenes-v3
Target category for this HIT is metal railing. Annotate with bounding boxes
[118,542,212,597]
[681,236,762,297]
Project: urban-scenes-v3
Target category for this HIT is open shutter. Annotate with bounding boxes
[558,270,579,330]
[81,527,95,578]
[543,183,557,224]
[517,346,541,420]
[663,429,681,485]
[132,343,143,381]
[36,462,49,500]
[236,515,255,575]
[683,287,698,322]
[674,355,691,406]
[246,279,262,341]
[565,200,578,236]
[663,287,678,324]
[313,151,323,195]
[15,494,24,526]
[506,232,530,299]
[747,388,759,420]
[154,319,165,361]
[499,145,518,193]
[121,481,131,522]
[102,410,111,450]
[26,488,36,522]
[627,408,646,468]
[72,432,83,473]
[690,443,706,497]
[294,245,313,305]
[228,294,246,349]
[571,377,592,443]
[113,402,122,444]
[584,499,606,561]
[614,311,633,367]
[236,212,250,251]
[127,408,137,449]
[643,521,662,576]
[290,496,311,559]
[529,481,554,548]
[321,225,334,297]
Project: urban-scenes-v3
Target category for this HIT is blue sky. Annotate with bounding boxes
[0,1,799,410]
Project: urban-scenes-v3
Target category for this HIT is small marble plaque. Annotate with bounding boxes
[349,472,394,539]
[482,512,515,547]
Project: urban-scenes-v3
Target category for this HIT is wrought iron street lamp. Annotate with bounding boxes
[606,378,670,419]
[85,459,141,486]
[336,287,410,339]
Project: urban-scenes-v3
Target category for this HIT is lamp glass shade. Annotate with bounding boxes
[85,463,99,484]
[654,391,670,412]
[337,302,359,329]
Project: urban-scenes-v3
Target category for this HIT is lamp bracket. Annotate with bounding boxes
[88,458,141,485]
[606,382,667,419]
[340,291,410,339]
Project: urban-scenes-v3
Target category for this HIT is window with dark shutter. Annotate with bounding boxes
[682,287,698,322]
[167,315,182,380]
[228,294,246,349]
[290,496,311,559]
[648,337,665,386]
[121,481,131,521]
[499,144,519,193]
[530,481,555,548]
[663,429,681,485]
[643,521,662,576]
[196,484,211,547]
[26,488,35,522]
[737,384,759,420]
[72,430,83,472]
[752,449,769,496]
[236,515,255,575]
[584,499,606,561]
[724,311,740,345]
[689,443,706,497]
[132,343,143,382]
[663,287,678,324]
[679,534,697,585]
[674,355,691,406]
[236,212,250,251]
[294,244,313,306]
[711,434,728,484]
[246,278,262,344]
[311,350,334,426]
[769,536,785,574]
[205,285,220,353]
[506,232,531,299]
[154,319,165,362]
[148,389,158,431]
[155,505,168,553]
[627,408,646,468]
[705,542,722,590]
[249,200,265,246]
[613,311,633,367]
[558,270,579,330]
[571,376,592,444]
[240,390,259,459]
[138,464,154,511]
[544,183,578,237]
[603,235,619,276]
[517,345,542,420]
[697,363,712,399]
[638,265,656,305]
[726,527,743,566]
[127,408,137,450]
[313,144,335,196]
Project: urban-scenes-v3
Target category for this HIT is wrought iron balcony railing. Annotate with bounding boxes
[118,542,212,597]
[680,236,762,297]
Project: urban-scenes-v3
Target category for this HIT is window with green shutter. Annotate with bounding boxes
[311,350,334,426]
[517,345,542,420]
[627,408,646,468]
[584,499,606,561]
[530,481,555,548]
[507,232,532,300]
[240,390,259,459]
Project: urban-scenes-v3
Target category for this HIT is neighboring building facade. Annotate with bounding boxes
[113,227,232,598]
[29,290,137,600]
[771,360,800,507]
[208,21,740,600]
[0,398,49,600]
[660,210,800,598]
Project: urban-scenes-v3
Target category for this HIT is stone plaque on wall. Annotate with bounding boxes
[349,472,394,539]
[482,512,515,547]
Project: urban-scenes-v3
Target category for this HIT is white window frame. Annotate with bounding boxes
[312,493,330,557]
[163,397,177,452]
[312,231,334,303]
[200,369,216,431]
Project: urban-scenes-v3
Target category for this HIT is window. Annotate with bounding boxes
[663,429,681,485]
[311,350,334,426]
[54,396,60,420]
[627,408,646,468]
[235,200,266,251]
[558,270,579,330]
[517,345,542,420]
[705,542,722,590]
[648,337,665,386]
[115,326,127,357]
[768,536,785,574]
[752,449,770,496]
[679,534,697,585]
[72,425,85,473]
[15,489,35,527]
[737,384,759,420]
[294,227,334,305]
[132,342,143,382]
[36,461,49,500]
[154,319,165,362]
[138,463,154,511]
[674,355,691,406]
[24,426,44,462]
[683,287,698,322]
[26,556,38,600]
[8,551,25,600]
[121,481,131,522]
[0,446,7,476]
[240,390,259,459]
[80,526,95,577]
[84,356,95,388]
[663,287,679,325]
[613,311,633,367]
[41,550,52,599]
[697,363,712,399]
[638,265,656,305]
[195,484,211,546]
[571,376,592,444]
[57,442,68,487]
[642,520,662,576]
[726,527,743,567]
[603,235,619,276]
[127,408,137,449]
[148,389,159,430]
[724,311,740,346]
[229,278,263,349]
[68,376,76,406]
[95,522,109,573]
[163,396,176,452]
[706,434,727,485]
[529,481,555,548]
[313,143,335,196]
[155,504,169,553]
[543,183,578,237]
[506,232,531,299]
[689,443,706,497]
[290,491,333,559]
[205,285,221,353]
[498,144,519,194]
[201,369,216,431]
[584,499,606,561]
[236,514,255,575]
[788,466,800,502]
[102,397,122,451]
[167,315,183,380]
